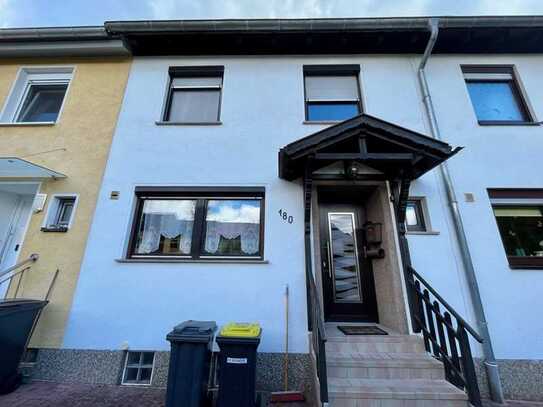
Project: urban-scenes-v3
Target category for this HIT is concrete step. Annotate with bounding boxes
[326,337,426,354]
[328,378,469,407]
[327,353,444,380]
[326,334,423,344]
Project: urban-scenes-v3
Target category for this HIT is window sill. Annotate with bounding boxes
[115,258,269,264]
[406,231,440,236]
[507,256,543,269]
[303,120,342,125]
[41,226,68,233]
[478,121,540,126]
[0,121,56,127]
[155,121,222,126]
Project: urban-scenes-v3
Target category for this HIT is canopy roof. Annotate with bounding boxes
[0,158,66,179]
[279,114,459,181]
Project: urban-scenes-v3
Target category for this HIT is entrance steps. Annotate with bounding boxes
[325,323,469,407]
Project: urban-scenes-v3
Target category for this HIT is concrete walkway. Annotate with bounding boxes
[0,381,541,407]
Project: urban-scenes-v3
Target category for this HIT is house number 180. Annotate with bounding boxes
[278,209,294,224]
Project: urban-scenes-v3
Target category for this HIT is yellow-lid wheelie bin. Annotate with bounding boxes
[216,323,261,407]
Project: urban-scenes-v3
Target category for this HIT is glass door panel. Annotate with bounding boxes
[328,213,362,303]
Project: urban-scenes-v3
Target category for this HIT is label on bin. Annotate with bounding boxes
[227,357,248,364]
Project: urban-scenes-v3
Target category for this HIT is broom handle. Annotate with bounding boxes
[284,284,289,392]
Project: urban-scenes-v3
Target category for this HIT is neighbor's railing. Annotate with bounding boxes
[308,272,328,405]
[407,265,483,407]
[0,253,39,299]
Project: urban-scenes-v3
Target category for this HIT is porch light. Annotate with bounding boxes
[346,160,360,178]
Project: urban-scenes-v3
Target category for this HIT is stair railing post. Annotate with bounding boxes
[458,324,482,407]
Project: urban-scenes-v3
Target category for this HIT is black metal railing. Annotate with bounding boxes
[308,273,328,405]
[407,266,483,407]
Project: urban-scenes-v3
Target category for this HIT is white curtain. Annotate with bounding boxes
[204,221,260,255]
[136,200,196,255]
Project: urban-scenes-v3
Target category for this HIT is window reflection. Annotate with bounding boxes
[204,200,261,256]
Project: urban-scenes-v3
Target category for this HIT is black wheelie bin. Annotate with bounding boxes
[165,320,217,407]
[0,299,48,394]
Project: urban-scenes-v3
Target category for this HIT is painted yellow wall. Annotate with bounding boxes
[0,57,131,347]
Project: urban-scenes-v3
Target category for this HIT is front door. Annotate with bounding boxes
[319,201,378,322]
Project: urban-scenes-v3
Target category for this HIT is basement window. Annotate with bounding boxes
[122,351,155,385]
[41,194,78,232]
[462,66,533,125]
[0,67,73,124]
[489,189,543,269]
[303,65,362,122]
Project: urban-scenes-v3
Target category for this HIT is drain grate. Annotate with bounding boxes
[337,325,388,335]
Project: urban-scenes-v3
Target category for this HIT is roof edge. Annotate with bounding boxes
[105,15,543,34]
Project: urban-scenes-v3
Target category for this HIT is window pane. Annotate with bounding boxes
[307,102,359,121]
[18,84,68,122]
[139,368,152,383]
[57,200,75,225]
[141,352,154,365]
[124,367,138,382]
[305,76,359,100]
[134,200,196,256]
[405,203,419,227]
[494,206,543,257]
[127,352,141,365]
[167,90,220,122]
[466,81,526,122]
[204,200,261,256]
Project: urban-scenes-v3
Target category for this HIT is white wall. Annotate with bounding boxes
[64,54,543,360]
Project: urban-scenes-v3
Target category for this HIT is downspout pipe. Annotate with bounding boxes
[417,18,505,404]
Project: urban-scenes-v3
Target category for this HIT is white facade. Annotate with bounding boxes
[64,53,543,361]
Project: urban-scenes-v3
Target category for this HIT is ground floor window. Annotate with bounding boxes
[489,189,543,269]
[405,198,427,232]
[129,187,265,260]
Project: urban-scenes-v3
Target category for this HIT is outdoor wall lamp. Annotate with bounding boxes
[364,222,385,259]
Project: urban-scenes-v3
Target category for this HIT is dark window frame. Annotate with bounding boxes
[127,187,265,261]
[462,65,534,126]
[303,65,363,122]
[488,188,543,269]
[55,197,75,227]
[162,66,224,124]
[405,199,427,232]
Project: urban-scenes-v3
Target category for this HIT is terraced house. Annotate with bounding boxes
[0,29,130,348]
[3,15,543,407]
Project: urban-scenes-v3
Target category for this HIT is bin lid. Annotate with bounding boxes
[167,320,217,343]
[219,322,261,338]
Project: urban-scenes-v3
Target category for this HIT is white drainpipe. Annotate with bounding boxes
[417,17,505,404]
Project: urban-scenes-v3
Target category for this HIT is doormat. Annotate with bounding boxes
[337,325,388,335]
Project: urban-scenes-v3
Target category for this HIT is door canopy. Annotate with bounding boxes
[279,114,460,181]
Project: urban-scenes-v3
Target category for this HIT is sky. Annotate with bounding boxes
[1,0,543,29]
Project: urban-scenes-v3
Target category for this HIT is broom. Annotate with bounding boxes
[269,284,305,403]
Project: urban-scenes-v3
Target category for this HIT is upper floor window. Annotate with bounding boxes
[303,65,362,122]
[0,67,73,124]
[489,189,543,269]
[462,66,533,125]
[129,187,264,260]
[162,66,223,124]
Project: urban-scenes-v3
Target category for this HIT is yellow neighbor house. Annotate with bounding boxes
[0,27,130,348]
